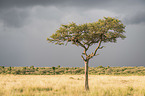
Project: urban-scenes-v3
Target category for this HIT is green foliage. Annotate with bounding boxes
[8,66,12,71]
[0,66,4,68]
[0,66,145,75]
[107,66,110,68]
[47,17,126,46]
[23,67,26,70]
[15,70,21,74]
[52,67,56,75]
[57,65,61,68]
[98,65,104,68]
[30,66,34,69]
[52,67,55,70]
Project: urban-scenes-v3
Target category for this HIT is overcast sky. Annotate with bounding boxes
[0,0,145,67]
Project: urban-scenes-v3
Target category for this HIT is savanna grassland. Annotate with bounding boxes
[1,66,145,96]
[1,75,145,96]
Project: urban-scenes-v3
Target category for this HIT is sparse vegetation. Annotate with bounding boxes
[0,66,145,75]
[0,75,145,96]
[1,66,145,95]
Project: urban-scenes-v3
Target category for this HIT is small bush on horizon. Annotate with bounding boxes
[0,66,145,75]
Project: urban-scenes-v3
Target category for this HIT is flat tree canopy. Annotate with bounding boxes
[47,17,125,47]
[47,17,126,90]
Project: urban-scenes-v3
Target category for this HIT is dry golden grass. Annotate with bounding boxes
[0,75,145,96]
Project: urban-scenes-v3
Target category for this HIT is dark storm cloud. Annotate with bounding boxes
[0,0,110,28]
[1,0,144,8]
[0,0,100,28]
[0,0,145,28]
[0,0,145,10]
[0,8,29,28]
[0,0,109,9]
[0,0,56,8]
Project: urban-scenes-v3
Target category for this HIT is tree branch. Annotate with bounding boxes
[77,40,87,50]
[81,55,86,61]
[82,49,88,57]
[93,40,102,56]
[87,40,102,60]
[86,44,90,51]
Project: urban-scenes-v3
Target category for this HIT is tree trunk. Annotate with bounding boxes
[85,60,89,91]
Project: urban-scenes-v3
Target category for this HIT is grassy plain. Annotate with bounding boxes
[0,75,145,96]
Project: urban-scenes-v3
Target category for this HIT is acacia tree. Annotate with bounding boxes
[47,17,126,90]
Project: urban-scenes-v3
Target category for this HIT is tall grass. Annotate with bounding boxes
[0,75,145,96]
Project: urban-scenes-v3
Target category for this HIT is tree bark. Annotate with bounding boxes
[85,60,89,91]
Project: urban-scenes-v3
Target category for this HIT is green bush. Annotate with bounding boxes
[0,66,145,75]
[98,65,104,68]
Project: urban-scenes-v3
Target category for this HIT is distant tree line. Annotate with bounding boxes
[0,65,145,75]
